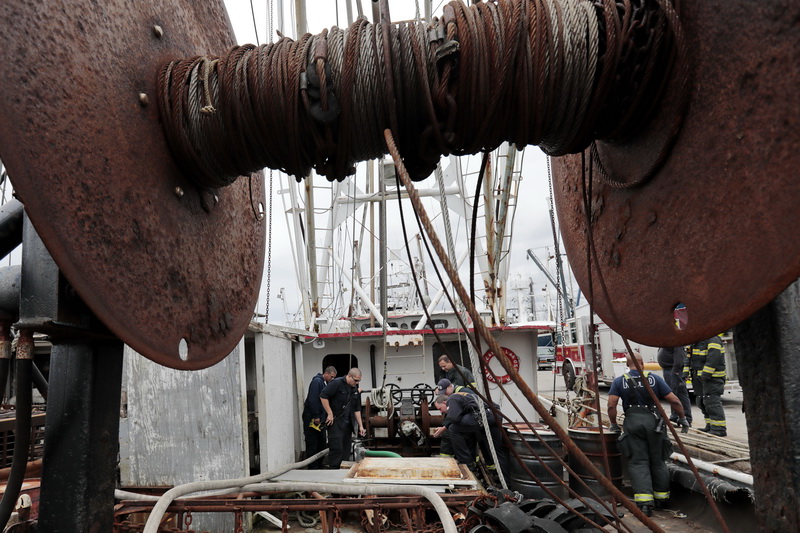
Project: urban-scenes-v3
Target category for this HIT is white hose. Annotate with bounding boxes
[115,487,243,502]
[115,490,160,502]
[238,482,457,533]
[142,449,329,533]
[370,386,390,409]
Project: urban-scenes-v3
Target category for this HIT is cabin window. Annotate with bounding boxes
[409,319,448,330]
[567,325,577,344]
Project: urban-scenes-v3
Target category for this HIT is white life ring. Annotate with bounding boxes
[482,347,520,384]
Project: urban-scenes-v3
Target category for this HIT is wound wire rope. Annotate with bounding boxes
[158,0,683,192]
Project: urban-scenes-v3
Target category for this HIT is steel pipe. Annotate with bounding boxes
[0,200,23,261]
[669,453,753,486]
[238,482,457,533]
[0,358,32,528]
[31,362,47,401]
[143,449,330,533]
[0,266,21,318]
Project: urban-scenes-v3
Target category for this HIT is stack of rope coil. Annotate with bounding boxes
[158,0,680,189]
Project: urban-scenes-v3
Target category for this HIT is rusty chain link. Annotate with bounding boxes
[332,505,343,532]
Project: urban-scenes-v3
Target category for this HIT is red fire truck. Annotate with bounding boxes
[553,315,658,389]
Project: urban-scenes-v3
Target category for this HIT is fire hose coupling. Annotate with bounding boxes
[15,331,34,361]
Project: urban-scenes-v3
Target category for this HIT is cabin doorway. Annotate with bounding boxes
[322,354,359,380]
[432,341,472,378]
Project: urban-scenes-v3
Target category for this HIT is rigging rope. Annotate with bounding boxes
[385,127,652,531]
[383,147,637,530]
[158,0,683,190]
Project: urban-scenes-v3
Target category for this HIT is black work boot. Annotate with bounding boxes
[639,504,654,517]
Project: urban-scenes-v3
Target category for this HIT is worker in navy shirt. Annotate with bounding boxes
[433,392,509,478]
[320,368,366,469]
[607,352,688,517]
[302,366,337,469]
[434,379,508,478]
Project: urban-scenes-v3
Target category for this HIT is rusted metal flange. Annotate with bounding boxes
[0,1,265,369]
[552,0,800,346]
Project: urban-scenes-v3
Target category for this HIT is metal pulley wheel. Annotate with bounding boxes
[0,0,265,369]
[552,0,800,346]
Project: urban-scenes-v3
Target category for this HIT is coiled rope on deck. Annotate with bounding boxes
[158,0,682,189]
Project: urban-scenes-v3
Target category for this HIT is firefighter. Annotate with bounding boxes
[432,392,509,479]
[684,335,727,436]
[657,346,693,427]
[608,352,688,516]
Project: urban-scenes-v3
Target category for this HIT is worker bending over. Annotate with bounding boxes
[433,392,509,478]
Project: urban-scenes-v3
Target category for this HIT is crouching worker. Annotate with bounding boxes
[435,378,476,460]
[607,352,689,516]
[433,392,509,478]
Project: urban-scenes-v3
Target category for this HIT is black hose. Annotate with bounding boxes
[31,362,47,402]
[0,358,9,402]
[0,358,32,528]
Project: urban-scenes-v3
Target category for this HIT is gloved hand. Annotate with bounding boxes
[677,418,690,434]
[609,424,621,433]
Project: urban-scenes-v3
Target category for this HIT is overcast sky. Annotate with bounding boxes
[221,0,571,326]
